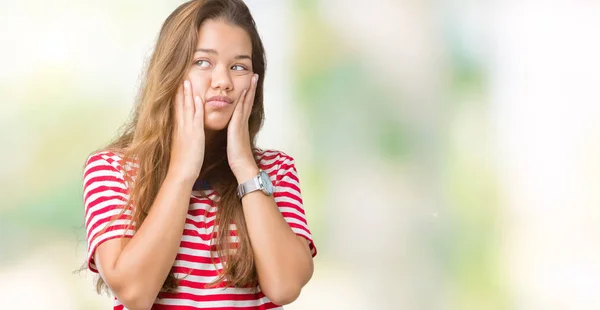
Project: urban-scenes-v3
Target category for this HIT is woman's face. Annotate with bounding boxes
[186,18,254,132]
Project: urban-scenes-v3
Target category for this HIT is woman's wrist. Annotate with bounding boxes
[166,166,199,189]
[234,164,260,184]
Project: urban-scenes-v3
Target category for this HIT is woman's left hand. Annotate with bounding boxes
[227,73,260,183]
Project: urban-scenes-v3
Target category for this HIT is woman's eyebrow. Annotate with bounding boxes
[195,48,251,60]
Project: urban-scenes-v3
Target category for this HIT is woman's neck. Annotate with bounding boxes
[198,129,227,180]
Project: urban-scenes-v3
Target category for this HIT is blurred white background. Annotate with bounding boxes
[1,0,599,309]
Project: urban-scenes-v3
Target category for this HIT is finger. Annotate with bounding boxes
[193,95,204,127]
[231,88,247,125]
[183,80,194,122]
[243,74,258,119]
[174,84,184,126]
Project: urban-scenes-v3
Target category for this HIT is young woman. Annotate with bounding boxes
[82,1,316,309]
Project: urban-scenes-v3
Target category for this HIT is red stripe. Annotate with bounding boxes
[184,217,217,229]
[171,266,221,277]
[173,278,237,289]
[301,236,317,257]
[151,303,280,310]
[84,194,127,223]
[273,191,302,204]
[87,234,133,273]
[278,172,299,185]
[288,222,311,235]
[158,291,264,302]
[85,195,130,226]
[280,211,308,225]
[84,178,128,203]
[89,224,133,243]
[256,152,279,161]
[176,253,221,265]
[187,207,218,218]
[190,196,214,205]
[85,200,132,230]
[275,180,300,194]
[258,160,278,171]
[83,169,124,188]
[275,201,305,215]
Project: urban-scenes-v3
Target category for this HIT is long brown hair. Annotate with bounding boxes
[95,0,266,293]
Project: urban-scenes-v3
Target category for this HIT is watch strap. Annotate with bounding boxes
[237,174,261,199]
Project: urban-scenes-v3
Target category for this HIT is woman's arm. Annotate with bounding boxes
[235,166,315,306]
[94,172,194,310]
[93,81,206,310]
[226,75,314,305]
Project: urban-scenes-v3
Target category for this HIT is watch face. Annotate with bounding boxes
[260,170,274,195]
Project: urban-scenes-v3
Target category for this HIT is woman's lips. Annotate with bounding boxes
[206,100,231,108]
[206,95,232,108]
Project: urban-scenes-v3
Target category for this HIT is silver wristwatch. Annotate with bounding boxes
[237,170,274,199]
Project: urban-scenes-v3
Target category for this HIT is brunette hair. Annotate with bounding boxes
[94,0,266,293]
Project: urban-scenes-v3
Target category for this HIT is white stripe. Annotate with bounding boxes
[123,161,139,170]
[274,195,302,206]
[85,197,131,225]
[87,219,134,242]
[177,246,217,258]
[257,149,280,159]
[103,154,124,164]
[177,239,240,255]
[156,296,273,308]
[291,228,312,242]
[172,284,261,296]
[185,213,217,223]
[282,216,306,227]
[275,183,302,199]
[84,167,125,184]
[266,157,283,167]
[274,197,302,209]
[188,201,216,211]
[179,234,238,245]
[258,155,278,167]
[172,273,219,285]
[83,179,128,200]
[182,223,215,235]
[277,174,301,189]
[85,187,128,206]
[276,206,306,222]
[88,228,134,264]
[260,164,278,176]
[83,157,114,175]
[173,258,224,271]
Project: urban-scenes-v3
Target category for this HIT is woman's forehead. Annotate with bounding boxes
[196,19,252,56]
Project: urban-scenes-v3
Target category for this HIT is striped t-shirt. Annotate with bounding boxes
[83,149,317,309]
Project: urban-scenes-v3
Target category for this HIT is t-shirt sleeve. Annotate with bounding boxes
[274,154,317,257]
[83,152,135,273]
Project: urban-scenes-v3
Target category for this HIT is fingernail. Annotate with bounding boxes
[184,80,190,88]
[253,74,258,84]
[195,95,201,103]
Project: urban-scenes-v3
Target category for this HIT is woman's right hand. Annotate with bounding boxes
[169,80,205,183]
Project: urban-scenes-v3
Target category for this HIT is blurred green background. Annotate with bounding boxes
[2,0,600,309]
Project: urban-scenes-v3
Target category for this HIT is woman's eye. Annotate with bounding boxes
[231,64,246,71]
[195,60,211,68]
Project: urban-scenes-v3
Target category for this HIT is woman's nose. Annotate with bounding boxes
[210,65,233,91]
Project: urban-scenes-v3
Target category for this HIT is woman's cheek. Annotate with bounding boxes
[236,76,252,93]
[187,75,210,98]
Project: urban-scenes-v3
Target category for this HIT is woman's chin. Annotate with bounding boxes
[203,120,229,132]
[203,112,232,132]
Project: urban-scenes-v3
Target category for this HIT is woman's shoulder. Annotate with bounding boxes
[86,149,122,163]
[253,148,297,170]
[84,149,136,174]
